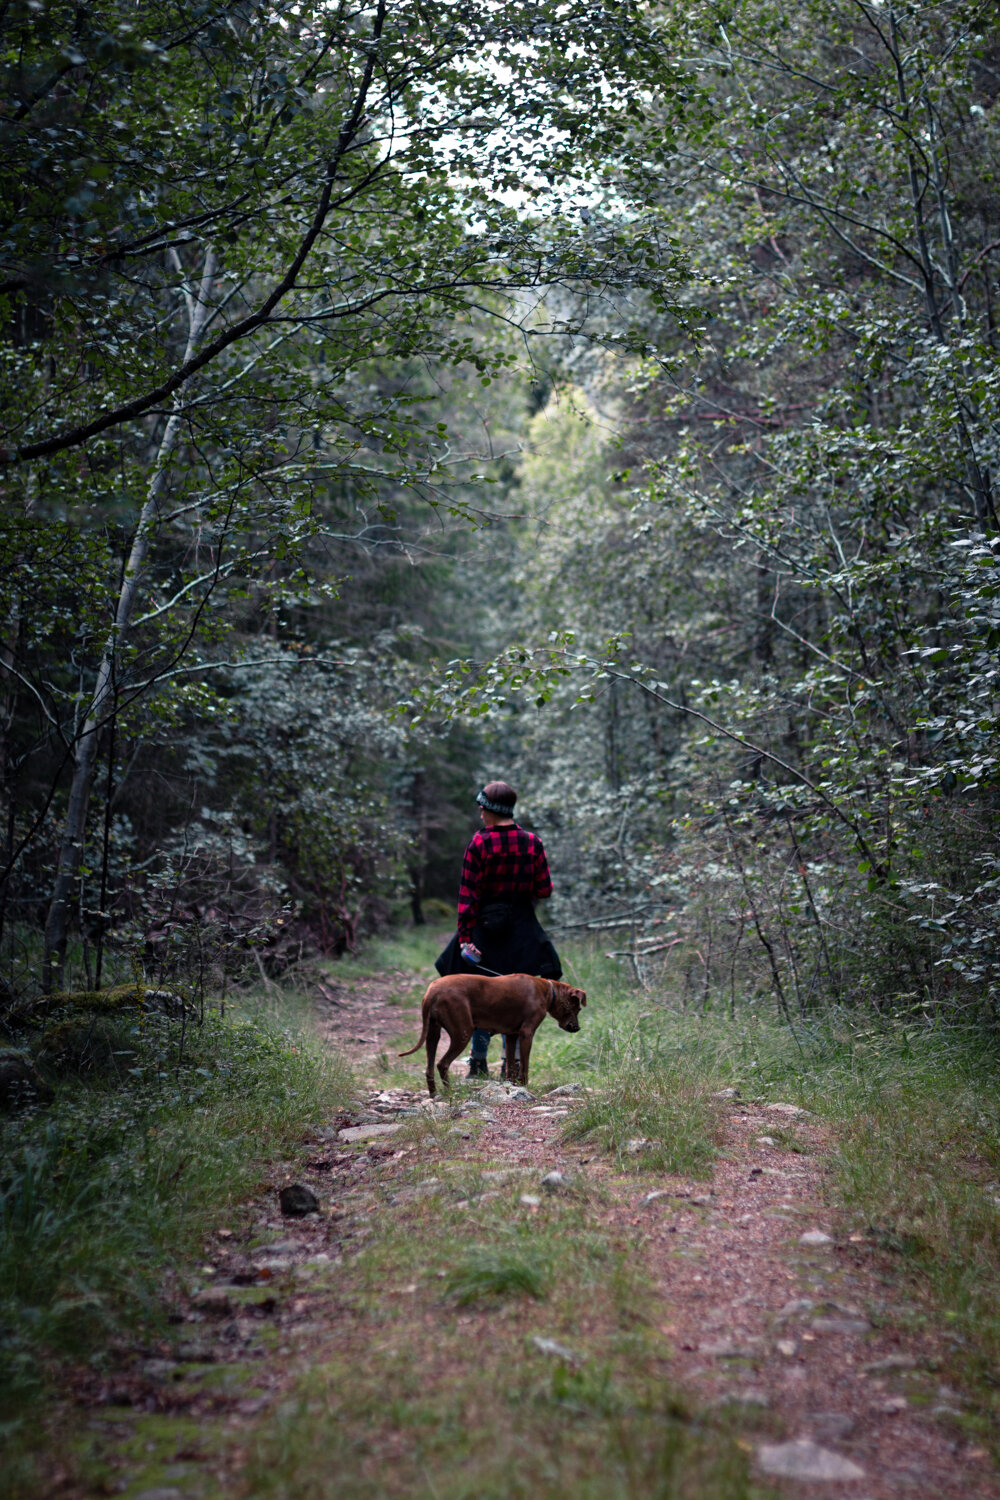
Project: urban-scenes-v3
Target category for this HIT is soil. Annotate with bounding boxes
[53,962,1000,1500]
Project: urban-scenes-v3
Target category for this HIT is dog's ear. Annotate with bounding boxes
[573,987,587,1007]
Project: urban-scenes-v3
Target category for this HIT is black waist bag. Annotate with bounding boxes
[479,901,514,936]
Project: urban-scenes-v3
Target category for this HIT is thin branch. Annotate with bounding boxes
[3,0,388,466]
[595,663,884,872]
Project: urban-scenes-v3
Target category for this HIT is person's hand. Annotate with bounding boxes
[460,942,481,964]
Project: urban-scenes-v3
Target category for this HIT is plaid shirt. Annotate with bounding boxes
[457,824,552,942]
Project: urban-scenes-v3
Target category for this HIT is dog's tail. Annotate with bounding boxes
[398,1014,428,1058]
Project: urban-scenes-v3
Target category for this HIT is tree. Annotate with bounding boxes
[1,0,688,985]
[414,0,1000,1020]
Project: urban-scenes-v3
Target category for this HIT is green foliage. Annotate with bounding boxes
[0,0,689,992]
[407,0,1000,1036]
[0,997,350,1419]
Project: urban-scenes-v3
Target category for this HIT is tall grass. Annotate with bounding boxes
[540,945,1000,1399]
[0,991,351,1422]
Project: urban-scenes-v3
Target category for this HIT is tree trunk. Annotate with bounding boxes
[41,250,217,989]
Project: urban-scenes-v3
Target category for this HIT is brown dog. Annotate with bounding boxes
[399,973,586,1096]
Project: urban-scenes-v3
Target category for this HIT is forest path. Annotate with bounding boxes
[70,959,999,1500]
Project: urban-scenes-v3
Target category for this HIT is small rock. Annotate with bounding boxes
[757,1439,865,1482]
[479,1083,508,1102]
[811,1316,871,1336]
[532,1335,580,1363]
[546,1082,583,1096]
[480,1083,534,1103]
[279,1184,320,1216]
[191,1287,231,1315]
[756,1135,776,1146]
[142,1359,179,1381]
[862,1353,916,1374]
[337,1123,403,1143]
[699,1338,757,1359]
[805,1412,856,1441]
[689,1193,713,1207]
[712,1388,769,1409]
[766,1102,809,1117]
[237,1396,271,1416]
[520,1194,541,1208]
[776,1338,798,1357]
[642,1190,668,1204]
[876,1396,908,1414]
[175,1340,215,1362]
[625,1137,651,1154]
[799,1229,834,1247]
[712,1087,740,1099]
[541,1171,567,1191]
[778,1298,815,1318]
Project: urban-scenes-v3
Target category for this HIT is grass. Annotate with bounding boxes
[563,1063,723,1177]
[8,921,1000,1494]
[238,1157,766,1500]
[549,952,1000,1415]
[331,923,451,982]
[444,1244,550,1304]
[0,980,352,1485]
[366,929,1000,1414]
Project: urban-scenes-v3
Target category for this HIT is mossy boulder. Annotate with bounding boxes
[11,985,188,1026]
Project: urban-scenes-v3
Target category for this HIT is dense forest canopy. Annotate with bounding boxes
[2,0,999,1028]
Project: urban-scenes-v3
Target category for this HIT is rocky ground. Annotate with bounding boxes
[52,965,1000,1500]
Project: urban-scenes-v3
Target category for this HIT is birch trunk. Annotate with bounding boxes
[41,250,217,989]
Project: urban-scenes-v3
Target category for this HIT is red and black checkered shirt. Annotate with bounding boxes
[457,823,552,942]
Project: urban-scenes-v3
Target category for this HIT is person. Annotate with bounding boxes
[434,780,562,1078]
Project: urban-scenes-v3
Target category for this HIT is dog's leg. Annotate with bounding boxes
[518,1029,534,1088]
[502,1033,519,1084]
[425,1015,442,1097]
[436,1024,472,1092]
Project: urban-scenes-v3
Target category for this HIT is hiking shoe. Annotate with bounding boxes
[468,1057,488,1079]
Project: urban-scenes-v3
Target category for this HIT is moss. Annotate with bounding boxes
[29,984,186,1016]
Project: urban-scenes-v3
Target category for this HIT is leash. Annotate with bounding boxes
[464,956,505,977]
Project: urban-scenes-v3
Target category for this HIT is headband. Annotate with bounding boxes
[476,789,516,815]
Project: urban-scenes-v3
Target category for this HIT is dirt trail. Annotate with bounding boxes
[62,967,999,1500]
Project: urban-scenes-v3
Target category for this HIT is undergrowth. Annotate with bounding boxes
[540,945,1000,1411]
[0,987,351,1436]
[241,1157,761,1500]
